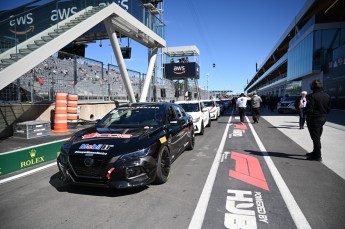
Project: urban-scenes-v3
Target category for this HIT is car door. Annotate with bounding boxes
[166,105,182,159]
[173,104,190,151]
[173,105,190,153]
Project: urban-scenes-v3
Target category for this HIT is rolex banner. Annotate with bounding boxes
[164,62,200,80]
[0,139,66,177]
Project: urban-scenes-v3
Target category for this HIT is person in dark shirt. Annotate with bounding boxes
[305,80,331,161]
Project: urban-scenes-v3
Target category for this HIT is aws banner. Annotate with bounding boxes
[164,62,200,80]
[0,0,142,44]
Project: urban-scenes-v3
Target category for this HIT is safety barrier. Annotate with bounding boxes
[53,92,68,132]
[0,139,67,177]
[67,94,78,129]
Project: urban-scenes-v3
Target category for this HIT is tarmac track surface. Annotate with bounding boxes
[0,109,345,229]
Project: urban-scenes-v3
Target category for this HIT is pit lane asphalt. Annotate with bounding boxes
[0,108,344,229]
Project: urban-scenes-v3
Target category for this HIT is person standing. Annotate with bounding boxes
[294,91,308,129]
[305,80,331,161]
[251,91,262,123]
[236,93,251,123]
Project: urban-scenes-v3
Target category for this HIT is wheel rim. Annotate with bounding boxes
[160,150,170,177]
[191,133,195,147]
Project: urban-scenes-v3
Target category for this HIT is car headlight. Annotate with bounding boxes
[120,142,158,160]
[210,109,216,113]
[121,148,149,160]
[193,117,200,123]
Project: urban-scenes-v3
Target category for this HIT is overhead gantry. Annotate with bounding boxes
[162,46,201,100]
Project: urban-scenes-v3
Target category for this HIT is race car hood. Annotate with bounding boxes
[64,126,163,157]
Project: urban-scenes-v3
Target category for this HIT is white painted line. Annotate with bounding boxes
[188,115,233,229]
[1,138,69,155]
[245,116,311,229]
[0,162,57,185]
[221,154,225,163]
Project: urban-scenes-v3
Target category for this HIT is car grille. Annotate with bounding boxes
[69,155,110,178]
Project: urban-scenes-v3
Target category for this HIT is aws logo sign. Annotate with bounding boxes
[7,1,130,36]
[8,7,77,35]
[173,66,186,75]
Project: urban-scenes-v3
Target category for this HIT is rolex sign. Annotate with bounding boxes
[164,62,200,80]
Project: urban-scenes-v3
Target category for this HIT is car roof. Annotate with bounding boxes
[175,100,201,104]
[119,102,173,108]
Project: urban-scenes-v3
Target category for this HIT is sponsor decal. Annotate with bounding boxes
[9,25,35,35]
[79,144,114,150]
[136,106,159,109]
[82,132,132,139]
[20,149,45,168]
[229,152,269,191]
[173,65,186,74]
[224,189,268,229]
[159,136,167,144]
[74,151,107,156]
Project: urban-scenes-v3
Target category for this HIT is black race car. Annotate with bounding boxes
[57,102,195,189]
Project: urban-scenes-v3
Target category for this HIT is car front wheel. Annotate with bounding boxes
[186,130,195,150]
[199,121,204,135]
[154,146,171,184]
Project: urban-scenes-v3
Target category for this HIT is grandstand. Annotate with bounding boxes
[0,1,207,139]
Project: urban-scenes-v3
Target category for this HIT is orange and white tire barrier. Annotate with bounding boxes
[67,94,78,129]
[53,92,68,132]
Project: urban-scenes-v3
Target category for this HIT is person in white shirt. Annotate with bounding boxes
[294,91,307,129]
[236,93,251,123]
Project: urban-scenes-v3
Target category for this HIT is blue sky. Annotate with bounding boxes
[89,0,307,93]
[2,0,306,93]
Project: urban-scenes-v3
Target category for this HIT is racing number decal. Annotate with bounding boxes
[229,152,269,191]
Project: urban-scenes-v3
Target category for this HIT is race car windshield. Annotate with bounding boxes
[179,103,200,112]
[97,106,166,128]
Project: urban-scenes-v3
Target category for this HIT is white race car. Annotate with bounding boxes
[201,100,220,120]
[175,100,211,135]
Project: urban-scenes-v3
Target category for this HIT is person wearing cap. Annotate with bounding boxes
[294,91,308,129]
[251,91,262,124]
[236,93,251,124]
[305,80,331,161]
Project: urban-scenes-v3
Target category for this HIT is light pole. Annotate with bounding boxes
[206,73,209,99]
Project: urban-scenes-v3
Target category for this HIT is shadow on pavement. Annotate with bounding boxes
[245,150,308,161]
[49,172,147,197]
